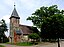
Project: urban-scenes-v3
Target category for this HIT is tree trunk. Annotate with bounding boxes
[58,38,60,47]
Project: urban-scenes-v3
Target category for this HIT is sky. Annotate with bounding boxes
[0,0,64,37]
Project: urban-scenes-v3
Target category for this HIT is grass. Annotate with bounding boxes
[16,42,34,46]
[0,45,5,47]
[6,42,35,46]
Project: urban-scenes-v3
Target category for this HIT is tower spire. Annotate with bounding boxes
[14,2,16,8]
[10,3,20,19]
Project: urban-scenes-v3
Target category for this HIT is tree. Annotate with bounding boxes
[27,5,64,47]
[0,19,8,43]
[27,5,62,29]
[41,14,64,39]
[28,33,40,43]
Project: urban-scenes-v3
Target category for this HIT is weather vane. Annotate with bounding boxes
[14,2,16,8]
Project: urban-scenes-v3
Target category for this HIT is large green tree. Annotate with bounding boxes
[27,5,64,29]
[41,14,64,38]
[27,5,64,47]
[41,14,64,47]
[0,19,8,43]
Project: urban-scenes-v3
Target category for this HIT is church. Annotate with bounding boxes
[9,5,39,43]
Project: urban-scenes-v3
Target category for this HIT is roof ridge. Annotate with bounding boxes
[19,24,32,27]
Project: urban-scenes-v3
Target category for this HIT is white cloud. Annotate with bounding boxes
[4,0,14,6]
[0,15,10,24]
[19,15,33,26]
[0,4,5,11]
[20,0,41,10]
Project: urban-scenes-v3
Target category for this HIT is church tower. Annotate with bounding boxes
[9,5,21,43]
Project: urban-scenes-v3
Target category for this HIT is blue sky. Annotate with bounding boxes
[0,0,64,37]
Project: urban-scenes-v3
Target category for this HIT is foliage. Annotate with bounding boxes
[41,14,64,39]
[28,33,39,44]
[27,5,64,29]
[0,45,5,47]
[30,27,40,36]
[28,33,40,40]
[27,5,64,47]
[3,37,9,43]
[0,19,8,43]
[27,5,64,38]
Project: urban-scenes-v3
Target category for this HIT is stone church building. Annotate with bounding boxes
[9,5,38,43]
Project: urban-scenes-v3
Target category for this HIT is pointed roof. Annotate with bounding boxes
[10,5,20,19]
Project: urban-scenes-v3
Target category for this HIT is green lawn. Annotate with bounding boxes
[6,41,39,46]
[7,42,38,46]
[16,42,34,46]
[0,45,5,47]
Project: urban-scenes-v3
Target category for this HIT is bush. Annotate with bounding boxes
[28,33,40,40]
[0,45,5,47]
